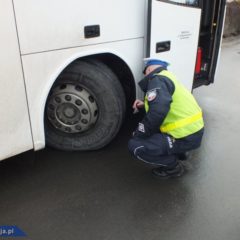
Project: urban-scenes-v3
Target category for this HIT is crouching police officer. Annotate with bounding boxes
[128,59,204,178]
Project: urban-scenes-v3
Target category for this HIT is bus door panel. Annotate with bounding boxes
[147,0,201,90]
[0,0,33,161]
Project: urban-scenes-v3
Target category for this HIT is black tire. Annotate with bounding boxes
[45,60,126,151]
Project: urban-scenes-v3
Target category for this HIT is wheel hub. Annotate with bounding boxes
[47,84,98,133]
[63,106,76,118]
[56,102,80,125]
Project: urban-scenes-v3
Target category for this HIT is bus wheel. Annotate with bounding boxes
[45,60,126,151]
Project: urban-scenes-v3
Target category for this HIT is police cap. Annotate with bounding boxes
[143,58,170,74]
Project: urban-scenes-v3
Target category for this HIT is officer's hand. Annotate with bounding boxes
[132,99,144,111]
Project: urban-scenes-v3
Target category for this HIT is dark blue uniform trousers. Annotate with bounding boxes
[128,128,204,168]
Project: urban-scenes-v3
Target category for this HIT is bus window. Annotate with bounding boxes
[165,0,199,6]
[186,0,199,6]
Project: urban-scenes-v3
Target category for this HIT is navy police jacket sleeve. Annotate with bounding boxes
[134,75,175,138]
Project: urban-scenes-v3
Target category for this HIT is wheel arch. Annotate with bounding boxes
[36,50,136,150]
[45,51,136,115]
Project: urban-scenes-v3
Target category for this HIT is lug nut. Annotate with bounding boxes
[65,95,71,101]
[55,97,61,103]
[76,125,82,131]
[75,85,83,91]
[75,100,82,106]
[81,119,88,124]
[56,122,62,128]
[89,96,94,103]
[65,127,72,132]
[82,109,88,115]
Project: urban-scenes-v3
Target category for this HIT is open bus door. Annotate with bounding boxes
[147,0,226,90]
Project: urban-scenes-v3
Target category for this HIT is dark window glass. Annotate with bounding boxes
[167,0,199,6]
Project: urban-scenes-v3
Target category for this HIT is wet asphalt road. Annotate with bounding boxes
[1,38,240,240]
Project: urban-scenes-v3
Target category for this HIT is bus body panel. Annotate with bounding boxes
[0,0,33,161]
[22,39,144,150]
[149,1,201,90]
[13,0,146,55]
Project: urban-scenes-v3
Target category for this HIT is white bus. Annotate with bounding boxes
[0,0,226,161]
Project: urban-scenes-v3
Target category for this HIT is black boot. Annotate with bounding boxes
[177,152,189,161]
[152,162,184,179]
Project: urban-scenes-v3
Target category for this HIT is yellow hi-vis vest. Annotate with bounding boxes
[144,70,204,139]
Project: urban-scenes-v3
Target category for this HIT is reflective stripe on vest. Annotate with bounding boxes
[160,111,202,132]
[144,70,204,138]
